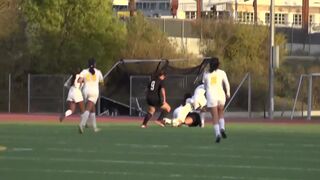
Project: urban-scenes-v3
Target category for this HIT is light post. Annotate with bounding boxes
[269,0,275,119]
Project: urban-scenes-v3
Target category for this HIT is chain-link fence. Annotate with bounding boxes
[0,74,10,112]
[28,74,68,113]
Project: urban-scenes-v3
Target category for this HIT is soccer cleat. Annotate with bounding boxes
[154,120,165,127]
[94,128,101,133]
[141,124,147,128]
[78,125,84,134]
[215,135,221,143]
[220,129,227,139]
[59,114,65,122]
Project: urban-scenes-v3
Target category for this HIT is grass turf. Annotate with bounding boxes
[0,122,320,180]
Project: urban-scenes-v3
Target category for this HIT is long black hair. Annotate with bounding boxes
[70,68,81,86]
[88,58,96,75]
[208,57,219,73]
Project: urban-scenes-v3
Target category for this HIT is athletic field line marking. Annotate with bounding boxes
[12,148,33,152]
[1,156,319,173]
[115,143,169,148]
[47,147,320,163]
[0,167,292,180]
[0,145,7,151]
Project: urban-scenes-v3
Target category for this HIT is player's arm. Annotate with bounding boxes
[64,75,72,88]
[223,71,230,98]
[161,87,167,103]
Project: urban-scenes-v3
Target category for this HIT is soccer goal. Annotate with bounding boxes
[291,73,320,120]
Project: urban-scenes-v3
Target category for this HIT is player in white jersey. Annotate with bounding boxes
[78,58,104,134]
[164,84,207,127]
[202,57,230,143]
[59,68,85,122]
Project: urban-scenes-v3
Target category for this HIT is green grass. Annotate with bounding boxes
[1,122,320,180]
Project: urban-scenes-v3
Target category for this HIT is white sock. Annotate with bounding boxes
[200,112,205,128]
[64,110,72,117]
[89,113,97,129]
[219,118,225,130]
[214,124,220,137]
[80,111,90,127]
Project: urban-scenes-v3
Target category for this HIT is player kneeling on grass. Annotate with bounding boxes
[60,68,85,122]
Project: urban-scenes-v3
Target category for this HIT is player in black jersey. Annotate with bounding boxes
[141,70,171,128]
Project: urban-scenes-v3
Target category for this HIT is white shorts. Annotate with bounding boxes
[83,89,99,104]
[193,95,207,110]
[67,87,83,103]
[206,92,226,107]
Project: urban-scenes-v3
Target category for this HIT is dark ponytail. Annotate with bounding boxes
[209,57,219,73]
[88,58,96,75]
[70,68,81,86]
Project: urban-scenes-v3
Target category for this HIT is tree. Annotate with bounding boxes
[121,13,181,60]
[194,19,287,110]
[22,0,126,73]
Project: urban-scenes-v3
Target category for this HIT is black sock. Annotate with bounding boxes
[142,113,152,125]
[157,111,168,121]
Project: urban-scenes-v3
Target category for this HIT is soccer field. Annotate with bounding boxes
[0,122,320,180]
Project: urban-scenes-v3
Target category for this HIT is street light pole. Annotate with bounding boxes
[269,0,275,119]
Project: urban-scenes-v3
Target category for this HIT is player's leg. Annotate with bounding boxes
[88,105,100,132]
[209,106,221,143]
[79,100,95,134]
[141,106,155,128]
[200,108,206,128]
[217,104,227,138]
[60,101,75,122]
[155,102,171,127]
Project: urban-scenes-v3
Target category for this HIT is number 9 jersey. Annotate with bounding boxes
[146,77,165,107]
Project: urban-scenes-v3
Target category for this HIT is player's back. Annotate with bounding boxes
[203,69,226,96]
[80,68,103,90]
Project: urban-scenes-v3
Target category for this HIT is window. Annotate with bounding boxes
[159,3,166,10]
[275,13,287,25]
[310,15,314,24]
[265,13,270,24]
[238,12,254,23]
[293,14,302,26]
[265,13,287,25]
[136,3,142,10]
[185,11,196,19]
[150,3,156,10]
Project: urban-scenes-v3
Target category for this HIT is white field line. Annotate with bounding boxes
[116,143,169,148]
[0,167,291,180]
[1,156,319,173]
[47,147,320,163]
[12,148,33,152]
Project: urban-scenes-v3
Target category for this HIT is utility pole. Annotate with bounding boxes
[269,0,275,119]
[302,0,309,33]
[129,0,135,17]
[253,0,257,24]
[196,0,202,19]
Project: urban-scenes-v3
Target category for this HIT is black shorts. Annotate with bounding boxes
[146,95,163,107]
[187,112,202,127]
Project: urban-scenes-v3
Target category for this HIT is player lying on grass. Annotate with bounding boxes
[164,84,207,127]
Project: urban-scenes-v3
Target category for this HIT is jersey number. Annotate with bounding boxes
[86,74,96,81]
[150,81,155,91]
[210,76,217,85]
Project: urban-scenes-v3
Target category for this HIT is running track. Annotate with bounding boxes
[0,113,319,124]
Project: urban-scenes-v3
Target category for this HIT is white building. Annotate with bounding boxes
[112,0,320,28]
